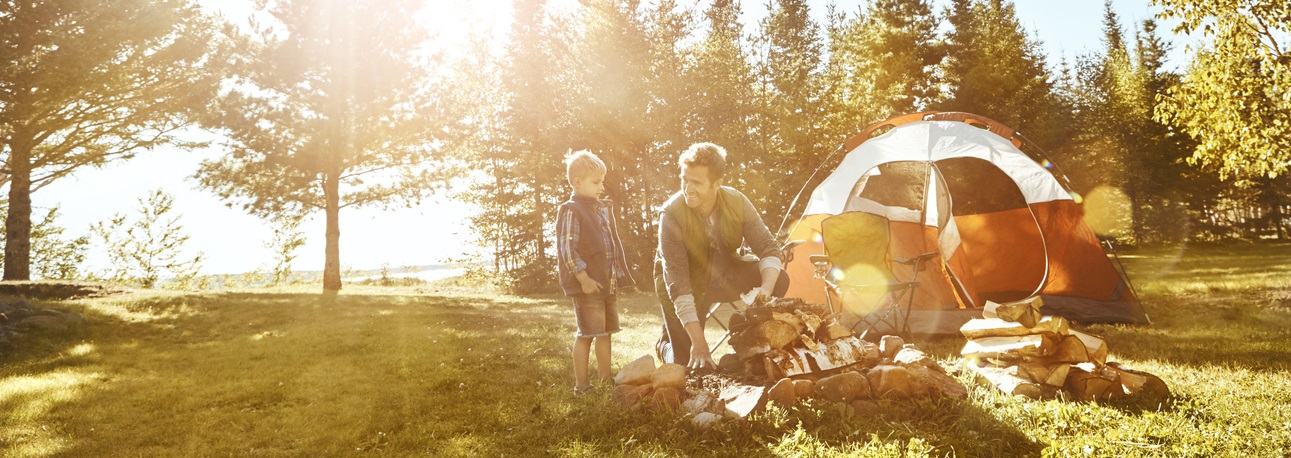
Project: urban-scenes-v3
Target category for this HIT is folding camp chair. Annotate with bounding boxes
[808,212,937,339]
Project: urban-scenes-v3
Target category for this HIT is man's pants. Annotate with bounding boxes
[655,260,790,367]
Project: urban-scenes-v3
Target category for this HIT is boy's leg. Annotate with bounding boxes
[596,293,620,382]
[573,336,593,390]
[594,336,612,382]
[572,293,609,392]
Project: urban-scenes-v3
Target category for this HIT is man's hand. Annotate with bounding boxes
[683,321,715,372]
[575,271,603,294]
[687,348,716,372]
[742,287,773,307]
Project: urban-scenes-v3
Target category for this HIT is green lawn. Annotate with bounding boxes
[2,241,1290,456]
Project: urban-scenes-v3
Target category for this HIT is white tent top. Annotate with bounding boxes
[802,120,1072,218]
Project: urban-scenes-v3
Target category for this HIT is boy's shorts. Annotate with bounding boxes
[572,292,620,338]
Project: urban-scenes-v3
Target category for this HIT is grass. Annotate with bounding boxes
[1,241,1290,456]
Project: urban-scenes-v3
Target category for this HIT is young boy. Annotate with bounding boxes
[556,150,635,395]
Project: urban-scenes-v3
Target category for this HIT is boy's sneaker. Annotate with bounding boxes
[573,384,595,395]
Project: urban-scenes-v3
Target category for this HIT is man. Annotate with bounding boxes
[655,142,790,370]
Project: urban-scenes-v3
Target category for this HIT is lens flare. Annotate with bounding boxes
[1041,159,1053,169]
[1068,190,1083,204]
[1082,186,1132,237]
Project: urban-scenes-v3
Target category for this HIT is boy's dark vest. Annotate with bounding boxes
[654,187,745,307]
[558,196,630,296]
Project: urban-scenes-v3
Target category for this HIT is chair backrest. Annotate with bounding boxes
[820,212,896,286]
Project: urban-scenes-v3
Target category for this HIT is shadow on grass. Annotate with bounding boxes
[0,289,1057,456]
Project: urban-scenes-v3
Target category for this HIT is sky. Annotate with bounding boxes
[33,0,1195,276]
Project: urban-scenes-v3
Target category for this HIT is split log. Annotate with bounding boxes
[971,365,1043,399]
[799,334,820,352]
[960,333,1057,361]
[793,309,822,339]
[984,297,1044,327]
[817,321,853,341]
[719,383,767,419]
[1015,362,1071,388]
[1042,335,1091,364]
[771,311,805,332]
[1069,330,1109,365]
[1065,363,1121,401]
[1107,363,1170,400]
[755,319,800,350]
[959,316,1069,339]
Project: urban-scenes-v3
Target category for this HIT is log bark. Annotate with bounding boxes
[765,336,879,377]
[1107,363,1170,400]
[1065,363,1121,401]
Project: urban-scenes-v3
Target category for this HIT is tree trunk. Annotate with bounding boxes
[322,171,342,291]
[3,140,33,281]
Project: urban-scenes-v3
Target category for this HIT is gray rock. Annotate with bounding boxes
[765,378,796,409]
[880,335,905,359]
[814,371,871,403]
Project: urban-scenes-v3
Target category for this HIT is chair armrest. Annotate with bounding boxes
[891,252,938,265]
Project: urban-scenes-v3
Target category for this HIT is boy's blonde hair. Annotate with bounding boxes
[679,142,727,181]
[565,150,606,186]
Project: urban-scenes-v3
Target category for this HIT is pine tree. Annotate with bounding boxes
[681,0,759,198]
[577,0,692,283]
[196,0,445,291]
[853,0,944,114]
[935,0,1068,150]
[752,0,827,226]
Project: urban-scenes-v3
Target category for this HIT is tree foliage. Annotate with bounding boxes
[89,189,204,289]
[0,205,89,281]
[197,0,448,291]
[0,0,220,280]
[1155,0,1291,179]
[935,0,1069,150]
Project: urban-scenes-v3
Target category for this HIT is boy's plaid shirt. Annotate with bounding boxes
[557,198,627,293]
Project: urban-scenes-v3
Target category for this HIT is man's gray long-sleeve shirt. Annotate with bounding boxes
[658,191,782,324]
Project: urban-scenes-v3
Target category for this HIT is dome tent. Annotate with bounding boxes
[781,112,1147,335]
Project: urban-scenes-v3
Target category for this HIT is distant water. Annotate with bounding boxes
[344,266,467,283]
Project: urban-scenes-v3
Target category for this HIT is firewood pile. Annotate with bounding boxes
[611,296,968,427]
[961,297,1170,402]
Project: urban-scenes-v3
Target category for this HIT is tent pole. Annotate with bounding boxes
[775,143,847,238]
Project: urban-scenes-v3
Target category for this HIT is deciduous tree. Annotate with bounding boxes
[0,0,219,280]
[1155,0,1291,178]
